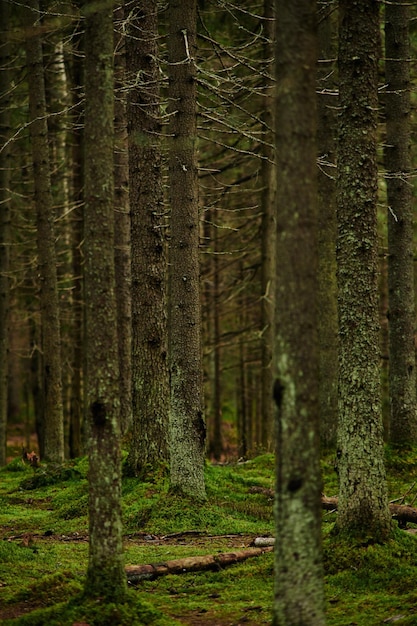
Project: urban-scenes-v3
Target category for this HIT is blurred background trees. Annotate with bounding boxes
[1,0,417,472]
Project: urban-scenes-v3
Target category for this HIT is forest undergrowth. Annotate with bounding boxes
[2,434,417,625]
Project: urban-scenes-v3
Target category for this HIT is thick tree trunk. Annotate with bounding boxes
[385,0,417,447]
[336,0,392,540]
[24,0,65,464]
[83,0,126,601]
[168,0,206,499]
[273,2,325,625]
[125,0,170,476]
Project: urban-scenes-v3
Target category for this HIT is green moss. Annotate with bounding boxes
[2,592,172,626]
[4,450,417,625]
[19,465,83,491]
[3,458,30,473]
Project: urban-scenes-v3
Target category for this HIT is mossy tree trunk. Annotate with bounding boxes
[0,0,11,467]
[168,0,206,499]
[83,0,126,601]
[24,0,65,464]
[273,1,325,624]
[125,0,170,476]
[385,0,417,447]
[317,1,338,450]
[336,0,392,541]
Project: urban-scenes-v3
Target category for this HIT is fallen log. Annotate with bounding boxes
[125,546,273,583]
[322,496,417,524]
[249,487,417,526]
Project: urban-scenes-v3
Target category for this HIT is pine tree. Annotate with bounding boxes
[336,0,392,540]
[24,0,64,464]
[168,0,206,499]
[0,0,11,466]
[385,0,417,447]
[83,0,126,600]
[125,0,170,476]
[273,1,325,623]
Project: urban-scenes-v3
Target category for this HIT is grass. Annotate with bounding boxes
[1,447,417,624]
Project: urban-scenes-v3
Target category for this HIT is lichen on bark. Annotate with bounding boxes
[336,0,392,541]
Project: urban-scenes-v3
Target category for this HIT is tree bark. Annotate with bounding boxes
[24,0,65,464]
[206,218,224,461]
[125,0,170,476]
[260,0,276,453]
[83,0,126,601]
[168,0,206,499]
[66,27,84,459]
[114,6,132,437]
[317,1,338,449]
[385,0,417,447]
[273,1,325,624]
[336,0,392,541]
[0,0,11,467]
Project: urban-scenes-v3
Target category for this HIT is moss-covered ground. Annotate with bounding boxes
[1,447,417,624]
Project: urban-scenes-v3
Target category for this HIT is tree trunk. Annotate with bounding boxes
[66,29,84,459]
[83,0,126,601]
[207,218,223,461]
[273,2,325,625]
[44,30,72,458]
[168,0,206,499]
[24,0,65,464]
[317,1,338,449]
[336,0,392,540]
[385,0,417,447]
[260,0,276,453]
[114,6,132,437]
[0,0,11,466]
[125,0,170,476]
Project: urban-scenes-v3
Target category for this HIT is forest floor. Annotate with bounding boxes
[3,425,417,625]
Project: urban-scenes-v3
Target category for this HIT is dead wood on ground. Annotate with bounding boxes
[249,487,417,525]
[126,547,273,583]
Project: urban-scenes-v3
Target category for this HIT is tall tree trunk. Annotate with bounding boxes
[207,219,223,461]
[83,0,126,601]
[336,0,392,540]
[24,0,65,464]
[273,2,325,624]
[114,6,132,437]
[385,0,417,447]
[125,0,170,476]
[317,0,338,449]
[44,31,72,457]
[66,30,84,458]
[260,0,276,453]
[168,0,206,499]
[0,0,11,466]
